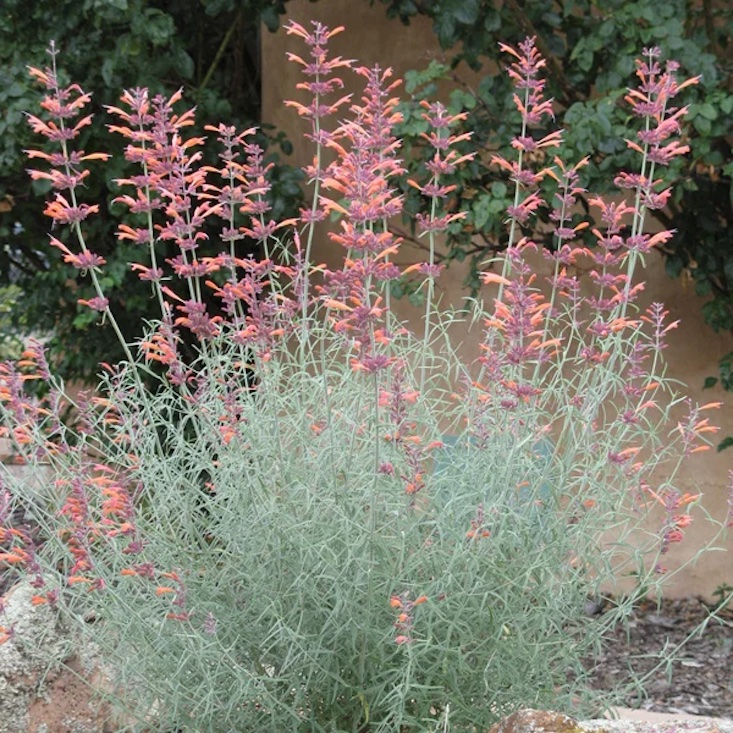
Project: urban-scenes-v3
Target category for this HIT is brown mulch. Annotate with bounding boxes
[586,596,733,719]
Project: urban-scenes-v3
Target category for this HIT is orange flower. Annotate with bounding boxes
[166,612,191,622]
[481,272,512,287]
[0,551,28,564]
[67,576,92,585]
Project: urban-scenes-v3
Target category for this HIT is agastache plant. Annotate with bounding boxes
[0,24,724,733]
[318,62,406,375]
[479,41,715,546]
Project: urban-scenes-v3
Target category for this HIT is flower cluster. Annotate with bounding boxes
[378,362,443,507]
[318,64,406,373]
[284,21,353,164]
[477,35,713,558]
[491,37,561,242]
[25,44,110,318]
[390,591,427,645]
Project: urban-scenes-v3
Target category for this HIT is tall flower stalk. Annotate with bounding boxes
[491,37,561,296]
[284,20,352,326]
[408,101,474,391]
[25,44,126,356]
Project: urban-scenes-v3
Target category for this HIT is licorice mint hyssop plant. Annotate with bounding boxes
[0,22,727,733]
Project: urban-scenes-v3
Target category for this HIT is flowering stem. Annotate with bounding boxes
[138,150,166,319]
[420,192,439,394]
[301,96,322,333]
[498,84,530,303]
[62,170,135,368]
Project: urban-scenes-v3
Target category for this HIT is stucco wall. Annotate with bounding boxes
[261,0,733,598]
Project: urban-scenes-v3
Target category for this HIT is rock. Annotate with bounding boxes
[646,614,679,629]
[584,716,731,733]
[491,709,733,733]
[0,581,120,733]
[489,709,587,733]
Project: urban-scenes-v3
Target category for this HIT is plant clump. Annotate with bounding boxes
[0,22,727,733]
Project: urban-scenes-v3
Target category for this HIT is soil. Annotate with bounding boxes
[586,596,733,719]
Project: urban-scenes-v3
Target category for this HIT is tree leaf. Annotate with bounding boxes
[717,436,733,452]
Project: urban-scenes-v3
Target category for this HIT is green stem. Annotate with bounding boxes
[300,84,323,341]
[197,11,241,94]
[420,190,438,395]
[358,371,380,693]
[497,85,530,304]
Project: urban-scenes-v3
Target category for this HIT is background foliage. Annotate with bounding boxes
[0,0,306,378]
[373,0,733,446]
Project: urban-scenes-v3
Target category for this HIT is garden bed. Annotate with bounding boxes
[586,596,733,718]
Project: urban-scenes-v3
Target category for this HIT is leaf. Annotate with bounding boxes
[698,103,718,121]
[261,5,282,33]
[717,436,733,452]
[723,258,733,283]
[448,88,476,113]
[450,246,466,262]
[450,0,479,25]
[433,13,456,48]
[6,82,26,98]
[664,256,684,279]
[569,37,584,62]
[488,198,507,215]
[694,116,711,135]
[404,60,449,94]
[171,48,194,80]
[389,279,404,300]
[101,58,116,87]
[30,178,52,196]
[408,288,425,307]
[472,194,492,230]
[695,278,711,296]
[280,139,293,156]
[491,181,507,198]
[570,38,594,71]
[141,9,175,47]
[703,376,718,390]
[118,33,142,57]
[483,10,500,32]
